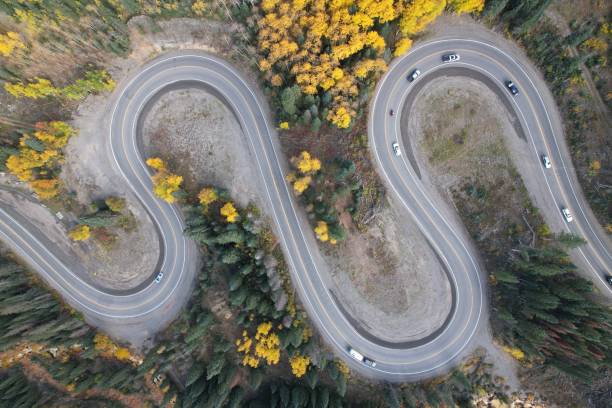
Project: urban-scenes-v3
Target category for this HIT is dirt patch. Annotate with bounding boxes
[326,203,451,341]
[140,87,260,208]
[413,78,516,198]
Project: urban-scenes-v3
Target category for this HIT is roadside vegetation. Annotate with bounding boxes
[286,150,362,244]
[0,0,610,406]
[0,234,510,408]
[233,0,484,130]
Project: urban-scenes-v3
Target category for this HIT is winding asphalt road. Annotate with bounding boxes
[0,38,610,381]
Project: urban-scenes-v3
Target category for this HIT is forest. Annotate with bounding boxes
[0,0,610,407]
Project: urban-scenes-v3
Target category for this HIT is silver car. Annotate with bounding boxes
[154,272,164,283]
[561,207,573,223]
[392,142,401,156]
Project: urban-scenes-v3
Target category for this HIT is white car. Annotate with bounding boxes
[561,207,573,223]
[348,347,365,362]
[541,154,551,169]
[408,69,421,82]
[364,357,377,367]
[154,272,164,283]
[392,142,401,156]
[348,347,377,367]
[442,53,460,62]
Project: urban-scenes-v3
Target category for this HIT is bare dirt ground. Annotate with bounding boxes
[413,78,516,199]
[325,203,451,342]
[140,88,261,208]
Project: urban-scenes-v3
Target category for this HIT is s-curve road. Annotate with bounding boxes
[0,51,478,380]
[371,37,612,301]
[1,42,608,382]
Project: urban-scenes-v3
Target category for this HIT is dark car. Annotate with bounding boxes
[506,80,519,95]
[605,275,612,286]
[442,53,460,62]
[389,109,394,116]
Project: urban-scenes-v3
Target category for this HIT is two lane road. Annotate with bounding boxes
[0,38,609,382]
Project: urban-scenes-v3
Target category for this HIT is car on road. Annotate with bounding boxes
[605,275,612,286]
[364,357,377,367]
[392,142,401,156]
[348,347,377,367]
[442,53,460,62]
[541,154,551,169]
[561,207,573,223]
[389,109,395,116]
[408,69,421,82]
[348,347,365,362]
[154,272,164,283]
[505,80,519,95]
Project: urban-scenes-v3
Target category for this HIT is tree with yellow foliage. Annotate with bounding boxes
[287,151,321,194]
[293,176,312,194]
[254,322,281,365]
[255,0,394,129]
[314,221,329,242]
[146,157,183,203]
[447,0,485,14]
[146,157,165,171]
[394,37,413,57]
[295,151,321,174]
[0,31,25,57]
[4,77,58,99]
[502,345,525,361]
[4,70,115,100]
[93,332,134,362]
[400,0,447,36]
[220,202,239,223]
[69,225,90,241]
[290,354,311,378]
[105,196,126,213]
[5,121,75,199]
[236,322,281,368]
[198,187,218,208]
